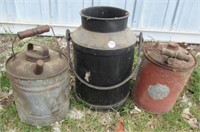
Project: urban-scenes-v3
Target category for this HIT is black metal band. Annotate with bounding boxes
[74,91,130,110]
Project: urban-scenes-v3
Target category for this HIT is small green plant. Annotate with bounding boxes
[0,72,11,92]
[0,102,51,132]
[2,26,15,41]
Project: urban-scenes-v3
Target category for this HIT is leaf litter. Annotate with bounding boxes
[0,90,14,107]
[130,105,142,114]
[182,108,199,129]
[67,108,84,120]
[181,93,199,129]
[98,113,113,126]
[115,117,125,132]
[52,121,62,132]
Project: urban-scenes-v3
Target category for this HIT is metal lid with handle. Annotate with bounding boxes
[143,42,197,71]
[6,25,69,80]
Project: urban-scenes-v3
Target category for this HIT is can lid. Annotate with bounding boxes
[143,42,196,71]
[6,42,69,80]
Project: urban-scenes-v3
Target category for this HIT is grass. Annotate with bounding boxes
[0,102,51,131]
[1,68,199,131]
[0,72,10,92]
[0,35,200,131]
[188,57,200,104]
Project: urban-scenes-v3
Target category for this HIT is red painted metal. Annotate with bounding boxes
[132,42,197,114]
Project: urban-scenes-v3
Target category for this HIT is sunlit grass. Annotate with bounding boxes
[188,57,200,104]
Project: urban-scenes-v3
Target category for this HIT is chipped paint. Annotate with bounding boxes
[84,71,91,82]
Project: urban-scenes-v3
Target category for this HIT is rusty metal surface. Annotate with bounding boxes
[9,69,70,126]
[143,42,196,71]
[71,26,136,50]
[25,43,50,62]
[34,60,44,75]
[5,31,71,126]
[6,43,69,80]
[132,56,195,114]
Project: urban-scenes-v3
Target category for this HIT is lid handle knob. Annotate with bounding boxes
[27,43,49,57]
[162,48,191,62]
[167,43,179,50]
[26,43,50,62]
[34,60,44,75]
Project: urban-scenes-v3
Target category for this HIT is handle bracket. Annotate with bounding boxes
[25,43,50,62]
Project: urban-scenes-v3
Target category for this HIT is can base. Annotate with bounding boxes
[16,100,70,127]
[132,94,171,114]
[74,91,129,111]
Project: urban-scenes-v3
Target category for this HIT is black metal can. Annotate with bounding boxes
[70,6,137,110]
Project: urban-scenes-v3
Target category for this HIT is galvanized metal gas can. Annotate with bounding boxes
[68,6,141,110]
[132,42,196,114]
[5,26,70,126]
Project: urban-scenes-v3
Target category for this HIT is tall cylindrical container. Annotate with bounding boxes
[70,6,137,110]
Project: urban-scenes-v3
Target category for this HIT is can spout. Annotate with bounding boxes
[34,60,44,75]
[161,48,191,62]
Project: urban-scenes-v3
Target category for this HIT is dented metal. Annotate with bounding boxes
[10,70,70,126]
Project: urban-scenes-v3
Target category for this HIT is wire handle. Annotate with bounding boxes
[11,25,62,57]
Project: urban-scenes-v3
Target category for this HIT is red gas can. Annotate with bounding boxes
[132,42,196,114]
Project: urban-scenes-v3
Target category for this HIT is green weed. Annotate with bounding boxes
[0,72,10,92]
[188,57,200,104]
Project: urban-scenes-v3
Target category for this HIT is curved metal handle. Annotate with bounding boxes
[17,25,50,39]
[11,25,50,57]
[67,30,143,90]
[11,25,62,58]
[66,29,72,68]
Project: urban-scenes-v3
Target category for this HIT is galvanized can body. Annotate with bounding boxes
[6,41,70,126]
[132,43,196,114]
[71,6,137,110]
[9,70,70,126]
